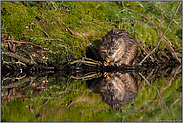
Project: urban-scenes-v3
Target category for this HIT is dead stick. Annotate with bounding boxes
[67,99,76,107]
[39,28,49,37]
[138,2,181,65]
[66,27,76,36]
[122,2,182,65]
[1,51,32,65]
[7,41,13,51]
[2,39,43,49]
[45,95,64,99]
[42,38,64,42]
[67,41,74,48]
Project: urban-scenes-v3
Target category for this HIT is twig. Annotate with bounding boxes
[22,50,36,64]
[154,3,182,28]
[40,8,47,15]
[3,60,27,68]
[39,28,49,37]
[138,72,173,120]
[42,38,64,42]
[136,40,155,62]
[67,41,74,48]
[66,99,76,107]
[55,17,67,26]
[1,51,32,65]
[66,27,76,36]
[138,64,181,114]
[43,99,49,105]
[138,2,182,65]
[122,1,182,65]
[2,38,43,49]
[52,42,69,52]
[29,21,34,31]
[43,95,64,99]
[7,41,13,51]
[30,104,34,114]
[159,64,182,94]
[138,68,155,88]
[39,99,49,107]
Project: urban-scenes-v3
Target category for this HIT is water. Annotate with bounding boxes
[1,45,182,122]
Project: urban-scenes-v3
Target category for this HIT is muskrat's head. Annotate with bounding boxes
[99,29,126,66]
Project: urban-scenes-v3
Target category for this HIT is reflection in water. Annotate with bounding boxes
[98,72,138,109]
[1,57,141,108]
[1,55,181,108]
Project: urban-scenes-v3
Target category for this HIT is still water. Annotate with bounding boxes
[1,54,182,121]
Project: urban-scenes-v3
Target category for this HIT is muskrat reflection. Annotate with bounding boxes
[87,72,138,109]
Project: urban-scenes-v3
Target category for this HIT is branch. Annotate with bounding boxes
[138,72,173,120]
[138,2,182,65]
[121,1,182,65]
[2,38,43,49]
[39,28,49,37]
[42,38,64,42]
[2,51,32,65]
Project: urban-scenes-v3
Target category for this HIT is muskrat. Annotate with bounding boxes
[99,72,138,109]
[99,29,138,66]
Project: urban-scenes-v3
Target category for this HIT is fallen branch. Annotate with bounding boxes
[3,60,27,69]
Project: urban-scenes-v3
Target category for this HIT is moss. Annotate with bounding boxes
[1,2,38,38]
[2,1,181,53]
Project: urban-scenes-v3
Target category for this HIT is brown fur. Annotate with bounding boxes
[99,72,138,109]
[99,29,138,65]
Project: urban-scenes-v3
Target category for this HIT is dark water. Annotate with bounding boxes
[1,56,181,106]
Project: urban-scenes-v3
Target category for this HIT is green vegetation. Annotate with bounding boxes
[1,1,182,122]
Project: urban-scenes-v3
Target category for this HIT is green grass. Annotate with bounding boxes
[1,1,182,122]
